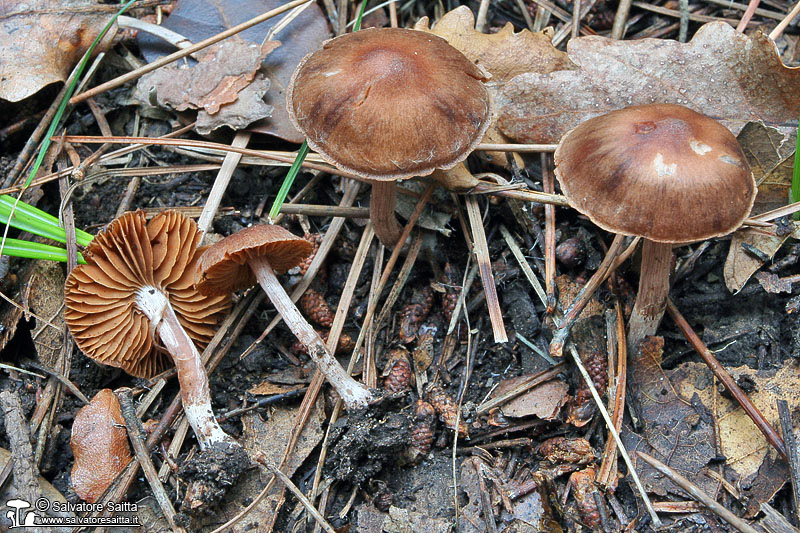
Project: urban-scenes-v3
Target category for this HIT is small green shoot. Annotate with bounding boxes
[0,238,85,264]
[267,0,369,222]
[0,195,93,246]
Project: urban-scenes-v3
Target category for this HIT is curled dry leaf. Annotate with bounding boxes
[138,0,332,142]
[724,122,798,292]
[136,39,280,135]
[498,22,800,144]
[414,6,573,168]
[489,375,569,421]
[70,389,132,503]
[0,0,116,102]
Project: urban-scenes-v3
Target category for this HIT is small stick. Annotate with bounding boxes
[465,196,507,343]
[679,0,690,40]
[778,399,800,523]
[769,1,800,40]
[549,234,627,358]
[611,0,633,38]
[198,131,250,237]
[117,390,182,533]
[277,204,369,218]
[597,304,627,488]
[476,0,491,31]
[637,452,760,533]
[542,154,557,314]
[389,0,398,27]
[736,0,762,31]
[70,0,312,105]
[666,299,786,459]
[256,456,337,533]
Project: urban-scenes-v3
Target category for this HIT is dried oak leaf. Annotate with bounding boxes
[137,0,332,142]
[0,0,116,102]
[414,6,573,168]
[136,39,279,135]
[489,375,568,421]
[498,22,800,144]
[70,389,132,503]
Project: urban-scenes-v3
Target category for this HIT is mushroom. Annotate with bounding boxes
[194,224,374,409]
[287,27,492,247]
[64,211,234,450]
[71,389,132,502]
[553,104,755,353]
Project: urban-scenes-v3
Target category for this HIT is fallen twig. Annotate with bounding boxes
[637,452,760,533]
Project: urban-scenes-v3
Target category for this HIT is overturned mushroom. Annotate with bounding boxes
[553,104,755,353]
[287,27,492,246]
[194,224,373,409]
[65,211,234,450]
[70,389,132,503]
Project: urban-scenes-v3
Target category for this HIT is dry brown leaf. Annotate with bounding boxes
[737,122,797,215]
[0,0,116,102]
[491,376,569,420]
[498,22,800,144]
[415,6,573,168]
[675,361,797,516]
[25,260,65,368]
[192,399,325,532]
[622,337,717,498]
[136,39,279,135]
[723,228,792,293]
[755,271,794,293]
[138,0,331,142]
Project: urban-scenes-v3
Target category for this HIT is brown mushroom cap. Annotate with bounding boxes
[70,389,132,503]
[554,104,756,243]
[287,27,492,181]
[64,211,231,378]
[195,224,312,296]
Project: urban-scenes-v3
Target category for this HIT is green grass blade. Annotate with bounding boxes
[0,238,85,264]
[268,141,309,221]
[0,195,93,246]
[353,0,368,32]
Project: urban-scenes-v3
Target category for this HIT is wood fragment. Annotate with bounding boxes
[0,391,41,518]
[465,196,507,343]
[778,399,800,524]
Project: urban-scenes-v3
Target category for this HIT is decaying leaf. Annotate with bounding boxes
[622,337,717,498]
[490,375,569,420]
[247,381,302,396]
[136,39,279,135]
[498,22,800,144]
[191,399,325,532]
[138,0,331,142]
[0,0,116,102]
[723,228,792,293]
[737,121,797,215]
[25,260,65,369]
[674,361,799,516]
[70,389,132,503]
[415,6,573,168]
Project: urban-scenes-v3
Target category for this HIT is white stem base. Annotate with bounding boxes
[136,287,233,449]
[250,257,373,409]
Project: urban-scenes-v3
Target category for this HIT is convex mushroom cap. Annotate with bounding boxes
[287,27,493,181]
[194,224,312,295]
[65,211,231,378]
[554,103,755,243]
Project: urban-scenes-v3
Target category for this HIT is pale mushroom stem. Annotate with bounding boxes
[250,256,373,409]
[627,239,673,355]
[136,288,233,449]
[370,182,404,247]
